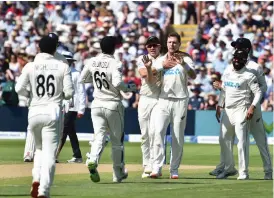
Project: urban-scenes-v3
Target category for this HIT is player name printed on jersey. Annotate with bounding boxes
[92,61,109,68]
[35,63,59,71]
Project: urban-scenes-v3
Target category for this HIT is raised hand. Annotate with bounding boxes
[163,56,178,68]
[173,52,185,65]
[142,55,152,68]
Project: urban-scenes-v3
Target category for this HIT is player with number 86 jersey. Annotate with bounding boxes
[15,36,74,198]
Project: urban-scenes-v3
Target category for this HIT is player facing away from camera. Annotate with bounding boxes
[150,32,196,179]
[15,36,74,198]
[211,38,272,180]
[80,36,137,183]
[23,32,69,163]
[55,50,86,163]
[137,36,179,178]
[216,49,262,180]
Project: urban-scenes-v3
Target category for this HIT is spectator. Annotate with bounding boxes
[33,8,48,36]
[188,87,205,110]
[204,92,218,110]
[48,5,67,31]
[134,5,148,27]
[6,2,23,17]
[9,54,20,76]
[196,67,213,94]
[63,2,80,23]
[124,68,141,89]
[212,52,228,74]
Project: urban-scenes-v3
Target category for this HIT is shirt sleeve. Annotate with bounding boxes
[183,56,195,71]
[80,61,93,84]
[248,75,262,107]
[112,60,131,92]
[63,64,74,100]
[153,57,164,72]
[76,73,86,114]
[256,66,267,93]
[15,63,31,97]
[218,90,225,108]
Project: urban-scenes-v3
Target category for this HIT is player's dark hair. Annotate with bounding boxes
[39,36,57,55]
[100,36,117,55]
[167,32,181,43]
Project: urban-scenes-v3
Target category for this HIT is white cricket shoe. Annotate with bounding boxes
[216,169,238,179]
[67,157,83,163]
[237,174,249,180]
[24,156,33,162]
[141,172,150,178]
[264,173,273,180]
[144,165,152,174]
[150,168,162,178]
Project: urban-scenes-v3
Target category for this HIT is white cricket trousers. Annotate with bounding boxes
[216,105,272,173]
[153,98,188,172]
[28,104,61,197]
[220,107,250,176]
[24,125,35,159]
[138,95,158,169]
[89,99,125,170]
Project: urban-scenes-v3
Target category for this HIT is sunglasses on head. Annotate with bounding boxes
[146,44,160,48]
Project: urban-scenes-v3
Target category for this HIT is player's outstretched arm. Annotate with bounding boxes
[79,62,93,84]
[113,61,137,92]
[246,75,262,120]
[249,75,262,107]
[182,56,196,79]
[76,73,86,115]
[256,65,267,93]
[63,65,74,100]
[15,63,31,97]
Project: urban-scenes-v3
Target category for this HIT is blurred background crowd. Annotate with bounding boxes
[0,1,272,111]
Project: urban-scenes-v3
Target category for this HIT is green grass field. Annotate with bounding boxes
[0,140,273,198]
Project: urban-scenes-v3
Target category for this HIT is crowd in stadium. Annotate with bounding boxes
[0,1,272,111]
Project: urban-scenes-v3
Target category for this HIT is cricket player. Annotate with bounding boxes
[211,38,273,180]
[137,36,179,178]
[150,32,196,179]
[15,36,74,198]
[216,49,262,180]
[80,36,137,183]
[55,50,86,163]
[23,32,69,162]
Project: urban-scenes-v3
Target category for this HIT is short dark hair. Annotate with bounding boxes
[100,36,117,54]
[167,32,181,43]
[39,36,57,54]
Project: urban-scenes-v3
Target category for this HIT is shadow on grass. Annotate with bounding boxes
[0,195,66,197]
[98,181,206,185]
[183,177,270,181]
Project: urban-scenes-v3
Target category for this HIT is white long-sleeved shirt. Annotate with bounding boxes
[153,53,195,99]
[80,53,132,101]
[137,54,162,98]
[64,67,86,114]
[218,60,267,107]
[15,53,74,108]
[220,66,262,109]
